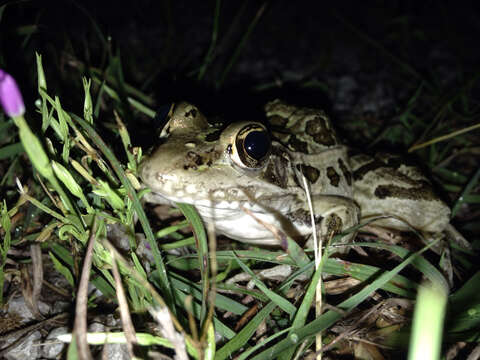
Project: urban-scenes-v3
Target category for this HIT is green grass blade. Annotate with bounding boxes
[69,113,175,310]
[215,302,276,360]
[197,0,221,81]
[451,166,480,218]
[234,255,297,317]
[216,2,267,89]
[408,283,447,360]
[176,203,210,325]
[0,142,23,159]
[250,243,435,360]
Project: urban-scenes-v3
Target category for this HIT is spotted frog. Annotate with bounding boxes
[140,100,451,250]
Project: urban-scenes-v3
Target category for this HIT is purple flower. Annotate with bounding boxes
[0,69,25,117]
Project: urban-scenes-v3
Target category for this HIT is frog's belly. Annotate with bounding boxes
[194,204,312,246]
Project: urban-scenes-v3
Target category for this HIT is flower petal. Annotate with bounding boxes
[0,69,25,117]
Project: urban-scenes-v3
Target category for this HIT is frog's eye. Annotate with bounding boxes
[233,124,271,169]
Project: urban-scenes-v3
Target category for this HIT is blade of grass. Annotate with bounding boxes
[169,276,237,340]
[216,2,267,89]
[90,77,156,118]
[451,166,480,218]
[408,71,480,150]
[176,203,210,325]
[408,122,480,152]
[357,242,448,292]
[58,332,199,359]
[408,282,447,360]
[234,254,297,318]
[69,113,175,311]
[279,252,327,360]
[215,301,277,360]
[167,251,418,297]
[250,242,437,360]
[447,271,480,333]
[170,273,248,316]
[197,0,222,81]
[0,142,23,159]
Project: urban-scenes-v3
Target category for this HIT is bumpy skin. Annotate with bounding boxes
[350,152,451,232]
[140,100,450,249]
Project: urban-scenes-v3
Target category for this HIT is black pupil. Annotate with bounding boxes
[244,131,270,160]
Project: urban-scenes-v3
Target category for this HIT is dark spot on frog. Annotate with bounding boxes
[288,209,310,225]
[206,148,221,161]
[262,154,289,188]
[338,158,352,186]
[353,154,407,181]
[183,151,204,170]
[228,188,240,197]
[296,164,320,184]
[288,208,324,227]
[187,151,203,165]
[374,182,436,201]
[205,129,222,142]
[288,135,308,153]
[305,117,337,146]
[226,144,233,155]
[268,114,288,128]
[185,148,221,170]
[327,167,340,187]
[353,159,384,181]
[326,213,343,238]
[184,108,197,118]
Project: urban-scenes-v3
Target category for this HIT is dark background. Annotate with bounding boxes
[2,1,479,123]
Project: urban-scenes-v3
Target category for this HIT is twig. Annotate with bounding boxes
[73,217,99,360]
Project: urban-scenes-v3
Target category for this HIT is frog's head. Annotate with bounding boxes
[139,102,282,208]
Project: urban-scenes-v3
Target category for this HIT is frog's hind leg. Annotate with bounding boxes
[350,152,450,234]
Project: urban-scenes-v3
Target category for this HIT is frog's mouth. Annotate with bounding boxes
[143,186,245,209]
[144,182,290,212]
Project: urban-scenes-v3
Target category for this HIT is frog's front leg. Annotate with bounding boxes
[226,196,359,289]
[302,195,360,253]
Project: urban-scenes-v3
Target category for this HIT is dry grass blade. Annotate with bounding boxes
[408,122,480,152]
[73,217,99,360]
[100,238,193,345]
[300,173,322,360]
[108,242,138,358]
[30,244,43,318]
[150,307,189,360]
[200,222,218,345]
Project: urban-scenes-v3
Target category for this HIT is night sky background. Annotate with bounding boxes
[2,1,479,130]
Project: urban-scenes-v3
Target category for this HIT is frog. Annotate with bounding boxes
[139,100,451,252]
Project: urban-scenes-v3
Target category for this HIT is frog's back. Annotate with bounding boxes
[265,100,451,235]
[265,99,341,154]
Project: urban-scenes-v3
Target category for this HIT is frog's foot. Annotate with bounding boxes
[360,225,402,244]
